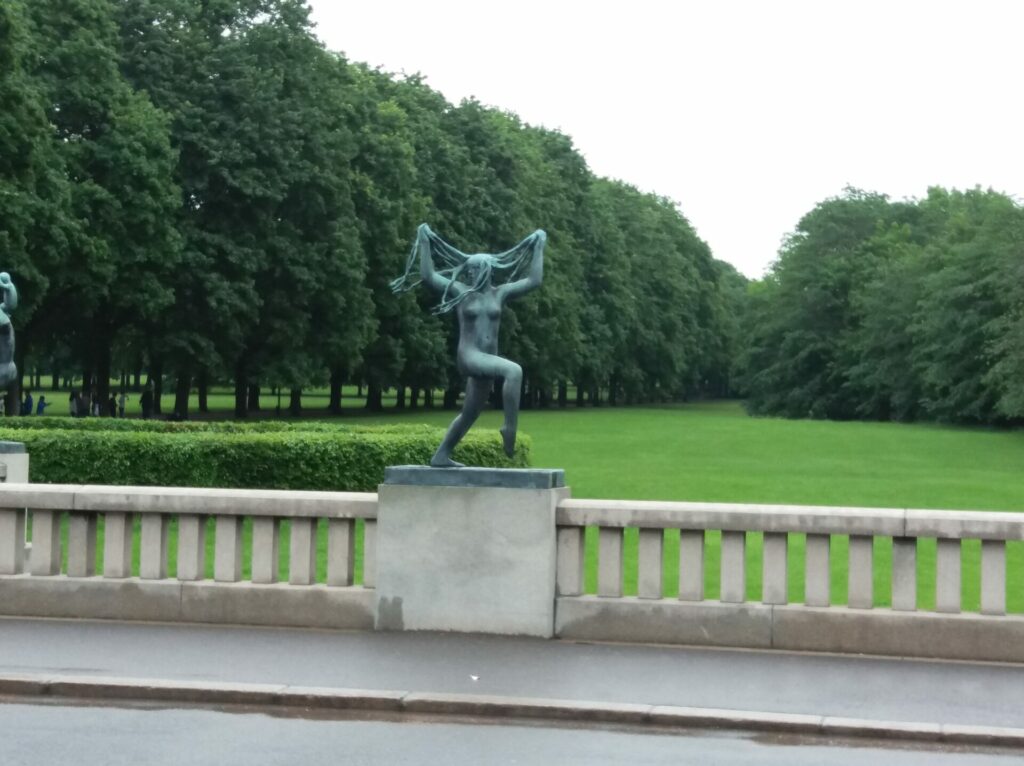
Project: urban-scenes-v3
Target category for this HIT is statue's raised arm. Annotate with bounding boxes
[498,230,545,303]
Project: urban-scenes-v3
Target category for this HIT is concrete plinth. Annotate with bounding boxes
[375,469,568,638]
[0,441,29,484]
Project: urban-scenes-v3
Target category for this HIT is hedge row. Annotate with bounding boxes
[0,426,530,491]
[0,416,439,434]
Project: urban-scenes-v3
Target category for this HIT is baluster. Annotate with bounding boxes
[847,535,874,609]
[177,515,207,581]
[936,538,962,613]
[103,512,134,578]
[327,518,355,587]
[362,519,377,588]
[139,515,169,580]
[804,534,830,607]
[0,508,26,575]
[67,513,97,577]
[892,537,917,611]
[214,516,242,583]
[555,526,585,596]
[597,527,624,597]
[980,540,1007,616]
[720,531,746,603]
[678,530,705,601]
[289,518,317,585]
[762,532,788,604]
[251,517,280,584]
[637,529,663,599]
[29,510,62,576]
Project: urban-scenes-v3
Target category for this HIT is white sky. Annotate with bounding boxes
[307,0,1024,278]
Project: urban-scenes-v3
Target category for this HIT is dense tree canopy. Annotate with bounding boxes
[737,187,1024,425]
[0,0,742,414]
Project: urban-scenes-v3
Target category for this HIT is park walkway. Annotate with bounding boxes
[2,616,1023,734]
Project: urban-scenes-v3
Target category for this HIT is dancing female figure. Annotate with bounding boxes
[0,272,18,387]
[392,224,546,467]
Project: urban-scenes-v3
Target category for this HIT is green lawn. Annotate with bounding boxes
[43,400,1024,613]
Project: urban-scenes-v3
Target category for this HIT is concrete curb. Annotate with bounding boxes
[1,673,1022,748]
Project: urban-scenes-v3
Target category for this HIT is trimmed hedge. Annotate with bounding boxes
[0,424,531,491]
[0,416,444,434]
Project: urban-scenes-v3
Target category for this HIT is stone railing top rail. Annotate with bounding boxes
[0,483,377,519]
[556,498,1024,541]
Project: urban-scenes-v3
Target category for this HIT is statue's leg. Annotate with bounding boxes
[497,361,522,457]
[429,377,492,467]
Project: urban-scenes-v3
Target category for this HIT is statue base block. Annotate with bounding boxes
[375,466,569,638]
[384,465,564,490]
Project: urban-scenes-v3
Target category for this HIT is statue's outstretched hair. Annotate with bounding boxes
[390,227,536,314]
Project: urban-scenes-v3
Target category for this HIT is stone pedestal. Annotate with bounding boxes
[375,467,567,638]
[0,441,28,483]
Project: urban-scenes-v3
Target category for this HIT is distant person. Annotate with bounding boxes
[107,394,117,417]
[35,395,49,415]
[140,383,153,420]
[20,390,32,416]
[118,391,127,418]
[75,391,87,418]
[68,390,77,417]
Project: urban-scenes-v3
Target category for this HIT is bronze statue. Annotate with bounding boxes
[392,224,545,467]
[0,272,18,387]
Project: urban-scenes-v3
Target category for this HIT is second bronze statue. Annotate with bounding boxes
[390,223,546,467]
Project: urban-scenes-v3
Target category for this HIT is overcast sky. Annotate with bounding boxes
[306,0,1023,278]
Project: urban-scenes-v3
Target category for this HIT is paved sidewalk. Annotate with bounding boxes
[1,617,1023,729]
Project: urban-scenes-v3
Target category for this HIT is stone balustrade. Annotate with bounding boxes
[0,484,378,630]
[554,498,1024,662]
[2,481,1024,663]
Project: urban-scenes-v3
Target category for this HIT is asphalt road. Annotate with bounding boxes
[2,617,1023,728]
[1,702,1019,766]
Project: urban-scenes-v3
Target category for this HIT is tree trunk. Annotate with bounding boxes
[520,378,531,410]
[608,374,619,406]
[328,368,343,414]
[410,387,420,409]
[591,385,601,407]
[247,383,260,412]
[444,385,460,410]
[95,338,112,406]
[289,387,302,417]
[558,380,568,408]
[133,363,142,390]
[423,388,434,408]
[197,369,208,413]
[174,371,191,419]
[575,382,585,408]
[234,360,248,419]
[357,382,363,398]
[51,365,60,391]
[395,385,406,409]
[150,357,163,415]
[538,386,550,408]
[365,381,383,412]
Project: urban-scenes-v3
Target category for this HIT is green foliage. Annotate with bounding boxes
[10,0,741,411]
[2,422,529,489]
[738,186,1024,425]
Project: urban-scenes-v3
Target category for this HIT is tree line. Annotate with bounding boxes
[736,186,1024,426]
[0,0,746,417]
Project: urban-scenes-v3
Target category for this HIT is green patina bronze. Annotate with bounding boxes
[391,223,546,467]
[0,272,18,387]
